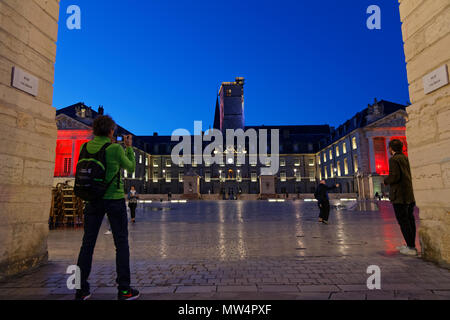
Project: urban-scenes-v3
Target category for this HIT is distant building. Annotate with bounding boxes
[54,79,408,199]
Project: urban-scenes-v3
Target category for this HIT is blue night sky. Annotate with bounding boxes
[54,0,409,136]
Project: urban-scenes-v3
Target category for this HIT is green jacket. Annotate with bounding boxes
[80,136,136,200]
[384,153,415,204]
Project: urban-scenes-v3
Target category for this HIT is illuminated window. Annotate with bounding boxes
[153,171,158,183]
[192,158,197,167]
[251,172,257,182]
[179,172,184,182]
[153,159,159,167]
[343,142,347,154]
[352,137,357,150]
[205,171,211,182]
[165,171,171,183]
[145,171,148,182]
[139,155,142,164]
[295,170,301,182]
[145,157,148,166]
[344,158,349,175]
[265,159,271,167]
[309,169,315,182]
[324,166,328,179]
[337,161,341,177]
[308,158,315,167]
[323,153,327,162]
[354,155,359,173]
[330,164,334,178]
[132,171,135,179]
[236,170,242,182]
[280,158,286,167]
[165,159,171,167]
[227,89,232,96]
[329,149,333,160]
[294,158,300,167]
[336,146,340,157]
[179,161,184,168]
[319,170,322,180]
[280,171,287,182]
[317,156,321,165]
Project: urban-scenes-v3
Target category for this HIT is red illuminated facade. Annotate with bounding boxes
[54,130,92,177]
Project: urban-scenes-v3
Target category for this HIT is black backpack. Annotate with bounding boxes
[74,142,119,201]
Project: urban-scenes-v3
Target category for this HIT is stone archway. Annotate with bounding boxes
[0,0,60,279]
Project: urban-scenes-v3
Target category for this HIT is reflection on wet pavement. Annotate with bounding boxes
[48,200,419,262]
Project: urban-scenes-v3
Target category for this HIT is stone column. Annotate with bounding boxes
[0,0,60,279]
[399,0,450,267]
[367,137,376,174]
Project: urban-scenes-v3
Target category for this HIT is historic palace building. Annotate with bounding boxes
[54,78,408,199]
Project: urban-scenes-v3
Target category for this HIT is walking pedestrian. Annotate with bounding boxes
[384,139,417,256]
[128,185,139,223]
[314,180,339,224]
[74,115,140,300]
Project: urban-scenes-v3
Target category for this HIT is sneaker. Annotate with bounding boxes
[322,220,329,225]
[399,246,418,256]
[396,245,408,251]
[75,290,91,300]
[118,288,140,300]
[104,230,112,235]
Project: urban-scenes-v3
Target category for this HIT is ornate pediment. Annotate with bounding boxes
[56,114,92,130]
[366,110,407,129]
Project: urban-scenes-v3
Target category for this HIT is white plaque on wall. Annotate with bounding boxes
[423,64,449,95]
[11,66,39,96]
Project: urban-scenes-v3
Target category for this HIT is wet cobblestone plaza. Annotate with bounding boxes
[1,200,450,300]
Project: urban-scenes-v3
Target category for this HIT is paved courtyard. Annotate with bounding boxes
[1,200,450,300]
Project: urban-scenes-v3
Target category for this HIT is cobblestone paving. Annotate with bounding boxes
[1,200,450,300]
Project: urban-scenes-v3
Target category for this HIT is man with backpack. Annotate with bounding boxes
[74,115,140,300]
[314,180,339,224]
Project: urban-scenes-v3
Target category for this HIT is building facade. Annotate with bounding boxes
[55,80,408,199]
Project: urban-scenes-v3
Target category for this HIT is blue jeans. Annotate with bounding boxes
[77,199,130,292]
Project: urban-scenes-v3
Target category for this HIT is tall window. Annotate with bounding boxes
[324,166,328,179]
[179,172,184,182]
[152,171,158,183]
[145,157,148,166]
[294,158,301,167]
[329,149,333,160]
[295,170,301,182]
[337,161,341,177]
[139,155,142,164]
[354,155,359,173]
[280,171,287,182]
[323,153,327,162]
[330,163,334,178]
[308,158,315,167]
[309,169,315,182]
[165,158,171,167]
[336,146,340,157]
[343,142,347,154]
[344,158,349,175]
[280,158,286,167]
[352,137,357,150]
[63,158,71,175]
[165,170,171,183]
[317,155,321,165]
[251,172,257,182]
[205,171,211,182]
[153,158,159,167]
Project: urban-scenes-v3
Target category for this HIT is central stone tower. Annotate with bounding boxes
[214,77,245,132]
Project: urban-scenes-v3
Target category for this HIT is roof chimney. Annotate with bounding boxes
[98,106,104,115]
